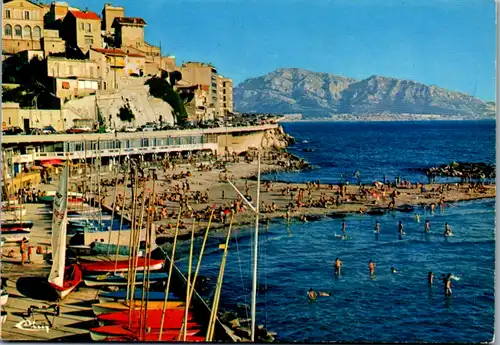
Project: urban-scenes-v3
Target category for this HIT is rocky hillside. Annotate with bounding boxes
[235,69,495,118]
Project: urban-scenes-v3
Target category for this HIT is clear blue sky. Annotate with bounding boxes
[65,0,495,101]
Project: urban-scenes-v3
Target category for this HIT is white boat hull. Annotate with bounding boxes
[1,208,27,217]
[84,279,143,287]
[1,292,9,306]
[90,330,108,342]
[56,285,79,300]
[1,234,29,243]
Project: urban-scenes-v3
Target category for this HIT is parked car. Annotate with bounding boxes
[42,126,56,134]
[30,128,43,135]
[2,126,24,135]
[67,126,92,134]
[139,124,155,132]
[124,125,137,132]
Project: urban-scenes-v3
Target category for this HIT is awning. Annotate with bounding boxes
[41,159,63,166]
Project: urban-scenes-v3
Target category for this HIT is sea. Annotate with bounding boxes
[174,121,496,343]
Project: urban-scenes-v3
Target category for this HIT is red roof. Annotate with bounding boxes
[68,10,100,20]
[127,53,145,58]
[91,48,126,56]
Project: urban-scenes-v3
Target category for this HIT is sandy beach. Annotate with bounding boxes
[0,149,495,341]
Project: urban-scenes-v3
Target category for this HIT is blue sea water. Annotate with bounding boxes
[175,121,495,343]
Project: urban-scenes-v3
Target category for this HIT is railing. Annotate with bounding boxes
[12,143,218,163]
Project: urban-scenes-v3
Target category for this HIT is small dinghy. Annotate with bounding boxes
[91,300,185,316]
[97,308,193,327]
[1,290,9,306]
[396,204,414,213]
[99,290,178,303]
[90,324,201,342]
[80,258,164,275]
[1,220,34,230]
[84,272,169,287]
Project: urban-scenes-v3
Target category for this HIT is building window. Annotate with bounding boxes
[33,26,41,38]
[85,37,93,44]
[14,25,21,37]
[23,25,31,38]
[223,96,226,101]
[6,9,11,18]
[4,24,12,37]
[24,10,29,20]
[87,23,91,32]
[80,22,84,30]
[89,66,94,77]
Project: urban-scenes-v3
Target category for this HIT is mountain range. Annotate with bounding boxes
[234,68,495,119]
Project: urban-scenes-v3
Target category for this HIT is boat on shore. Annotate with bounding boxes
[96,308,193,327]
[84,272,169,287]
[98,290,178,303]
[90,324,201,342]
[1,290,9,306]
[91,300,185,315]
[80,258,164,275]
[1,220,34,230]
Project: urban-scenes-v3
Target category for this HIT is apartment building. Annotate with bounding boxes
[216,75,233,118]
[180,62,218,111]
[112,16,146,50]
[60,9,101,53]
[41,29,65,56]
[3,0,47,54]
[101,3,124,34]
[46,56,105,99]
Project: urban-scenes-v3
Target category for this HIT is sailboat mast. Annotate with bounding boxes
[251,151,261,342]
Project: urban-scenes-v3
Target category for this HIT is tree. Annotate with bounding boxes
[145,72,191,127]
[117,103,135,122]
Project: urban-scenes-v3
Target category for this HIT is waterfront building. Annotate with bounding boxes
[60,9,102,53]
[46,55,105,100]
[101,3,124,34]
[2,0,46,55]
[216,75,234,118]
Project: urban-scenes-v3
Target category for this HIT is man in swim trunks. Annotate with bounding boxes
[369,260,376,275]
[341,221,347,234]
[335,257,342,275]
[398,220,404,235]
[374,220,380,233]
[444,222,452,236]
[391,267,397,274]
[444,273,452,296]
[424,220,431,233]
[428,271,434,285]
[308,288,318,300]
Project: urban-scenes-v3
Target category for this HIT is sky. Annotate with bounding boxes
[63,0,495,101]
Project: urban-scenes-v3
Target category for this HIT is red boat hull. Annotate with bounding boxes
[98,308,193,328]
[91,324,201,341]
[80,258,165,274]
[48,264,82,299]
[104,334,206,342]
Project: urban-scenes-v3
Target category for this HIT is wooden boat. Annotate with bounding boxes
[80,258,164,275]
[327,212,348,219]
[1,311,7,324]
[92,300,185,315]
[1,232,29,243]
[90,324,200,341]
[1,290,9,306]
[38,195,54,204]
[1,207,26,217]
[1,220,34,230]
[1,227,30,234]
[84,272,169,287]
[48,163,82,300]
[97,308,193,327]
[99,290,178,303]
[48,264,83,299]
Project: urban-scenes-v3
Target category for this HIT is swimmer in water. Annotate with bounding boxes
[391,267,397,274]
[398,220,405,235]
[308,288,318,300]
[444,273,452,296]
[334,257,343,275]
[341,221,347,234]
[374,220,380,233]
[424,220,431,233]
[415,213,420,223]
[369,260,376,275]
[428,271,434,285]
[444,222,452,236]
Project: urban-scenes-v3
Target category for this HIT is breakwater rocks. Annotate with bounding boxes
[411,162,495,180]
